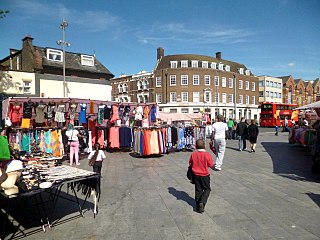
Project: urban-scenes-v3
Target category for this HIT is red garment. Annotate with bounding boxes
[189,150,214,176]
[109,127,120,148]
[10,103,22,123]
[110,105,119,123]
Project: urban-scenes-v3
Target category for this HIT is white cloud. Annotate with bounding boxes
[288,62,295,68]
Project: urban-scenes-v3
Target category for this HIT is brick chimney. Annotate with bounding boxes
[216,52,221,60]
[157,47,164,61]
[22,34,34,49]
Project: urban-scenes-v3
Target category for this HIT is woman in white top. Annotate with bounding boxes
[65,124,82,166]
[88,143,106,177]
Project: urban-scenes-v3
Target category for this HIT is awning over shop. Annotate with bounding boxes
[295,101,320,110]
[158,112,202,122]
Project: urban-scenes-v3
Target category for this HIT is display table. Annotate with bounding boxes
[0,165,100,239]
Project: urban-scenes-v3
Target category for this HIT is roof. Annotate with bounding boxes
[294,79,302,85]
[277,76,292,84]
[38,46,113,76]
[155,54,250,74]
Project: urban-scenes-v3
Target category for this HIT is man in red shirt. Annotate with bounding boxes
[189,139,214,213]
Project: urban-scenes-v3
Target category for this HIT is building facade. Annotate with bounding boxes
[258,76,283,103]
[153,48,259,121]
[279,76,320,106]
[0,35,114,100]
[110,70,154,103]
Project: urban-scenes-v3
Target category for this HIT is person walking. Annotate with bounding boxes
[247,119,259,152]
[236,117,248,151]
[211,114,228,171]
[65,124,82,166]
[188,139,214,213]
[227,118,234,140]
[88,143,106,175]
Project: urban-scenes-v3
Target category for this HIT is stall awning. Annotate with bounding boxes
[158,112,202,122]
[295,101,320,110]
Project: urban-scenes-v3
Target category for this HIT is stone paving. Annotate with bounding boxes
[11,129,320,239]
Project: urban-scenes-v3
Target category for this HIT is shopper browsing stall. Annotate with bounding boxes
[66,124,82,166]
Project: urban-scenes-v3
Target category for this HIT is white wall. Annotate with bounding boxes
[40,79,112,101]
[0,71,35,95]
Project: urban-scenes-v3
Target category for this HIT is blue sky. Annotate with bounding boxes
[1,0,319,79]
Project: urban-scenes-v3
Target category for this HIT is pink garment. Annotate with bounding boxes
[69,141,79,165]
[110,105,119,123]
[109,127,120,148]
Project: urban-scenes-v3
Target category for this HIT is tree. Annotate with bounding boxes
[0,9,9,18]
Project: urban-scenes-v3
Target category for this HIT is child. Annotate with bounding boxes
[88,143,106,177]
[275,125,279,136]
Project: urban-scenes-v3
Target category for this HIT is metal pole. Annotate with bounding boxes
[62,25,66,98]
[233,75,237,120]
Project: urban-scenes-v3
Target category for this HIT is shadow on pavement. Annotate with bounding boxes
[168,187,195,208]
[261,142,320,182]
[305,192,320,208]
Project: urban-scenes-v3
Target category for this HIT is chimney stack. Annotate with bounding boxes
[216,52,221,60]
[157,47,164,60]
[22,34,34,48]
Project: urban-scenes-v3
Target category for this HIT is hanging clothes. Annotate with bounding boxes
[79,103,88,123]
[23,101,34,119]
[110,104,119,123]
[143,105,149,119]
[35,102,46,124]
[103,105,112,120]
[150,105,157,123]
[109,127,120,148]
[55,104,66,123]
[9,103,22,125]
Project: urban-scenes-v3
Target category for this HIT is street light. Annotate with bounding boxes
[57,18,70,98]
[233,75,237,120]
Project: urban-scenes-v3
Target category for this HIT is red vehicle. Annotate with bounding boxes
[260,102,299,127]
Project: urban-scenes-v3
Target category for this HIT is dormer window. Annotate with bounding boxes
[239,68,244,74]
[245,70,250,75]
[81,55,94,66]
[211,62,217,69]
[170,61,178,68]
[225,65,230,72]
[181,60,188,68]
[202,61,208,68]
[191,60,198,68]
[47,49,62,62]
[218,63,224,71]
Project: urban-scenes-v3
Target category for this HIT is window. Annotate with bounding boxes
[181,108,189,113]
[81,55,94,66]
[181,60,188,68]
[181,92,188,102]
[252,82,255,91]
[137,81,142,90]
[156,93,162,103]
[239,68,244,74]
[273,92,277,98]
[214,76,219,86]
[259,91,264,97]
[202,61,208,68]
[47,49,62,62]
[138,95,144,103]
[266,91,269,97]
[193,75,199,85]
[204,75,210,85]
[229,78,233,88]
[23,81,31,94]
[222,93,227,103]
[170,108,177,113]
[156,77,161,87]
[266,81,269,87]
[270,81,273,87]
[123,83,128,92]
[251,96,255,105]
[245,81,249,90]
[193,108,200,113]
[204,91,211,103]
[16,57,19,70]
[118,84,123,93]
[181,75,188,85]
[225,65,230,71]
[214,92,219,103]
[228,94,233,103]
[259,81,264,87]
[143,80,149,90]
[170,92,177,102]
[144,95,148,103]
[279,93,282,98]
[170,61,178,68]
[191,60,198,68]
[270,92,273,98]
[239,80,243,89]
[211,62,217,69]
[245,70,250,75]
[170,75,176,86]
[239,95,243,104]
[222,77,226,87]
[193,92,200,102]
[218,63,224,70]
[246,95,249,104]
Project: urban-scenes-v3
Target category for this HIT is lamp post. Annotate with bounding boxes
[165,70,168,104]
[57,18,70,98]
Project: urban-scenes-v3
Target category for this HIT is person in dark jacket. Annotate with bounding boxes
[236,117,248,151]
[248,119,259,152]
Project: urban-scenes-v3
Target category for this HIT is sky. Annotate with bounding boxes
[0,0,319,80]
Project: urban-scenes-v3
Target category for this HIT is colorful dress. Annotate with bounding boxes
[79,103,88,123]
